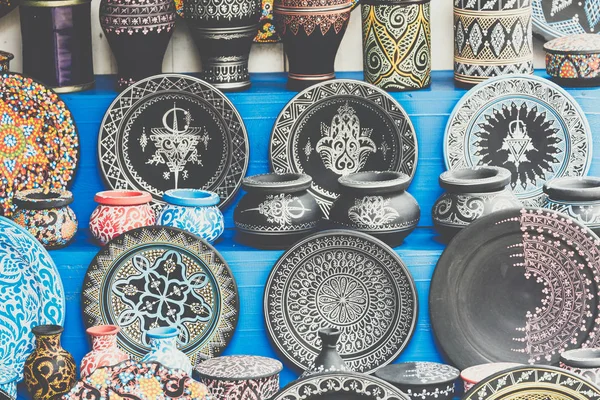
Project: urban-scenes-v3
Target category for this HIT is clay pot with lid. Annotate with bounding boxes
[432,166,521,241]
[80,325,130,378]
[0,51,13,73]
[329,171,420,247]
[544,34,600,87]
[560,348,600,385]
[89,190,156,245]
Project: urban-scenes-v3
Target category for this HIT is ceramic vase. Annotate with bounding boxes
[24,325,76,400]
[100,0,176,91]
[80,325,130,378]
[0,366,18,399]
[361,0,431,91]
[234,173,323,249]
[141,327,192,376]
[432,166,521,241]
[560,348,600,386]
[157,189,224,243]
[274,0,352,90]
[544,34,600,87]
[329,171,420,247]
[89,190,156,245]
[0,51,13,72]
[12,189,78,249]
[302,328,350,376]
[184,0,261,91]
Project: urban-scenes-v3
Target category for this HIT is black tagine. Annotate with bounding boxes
[430,208,600,370]
[375,362,459,400]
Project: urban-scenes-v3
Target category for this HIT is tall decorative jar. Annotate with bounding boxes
[80,325,130,378]
[100,0,176,91]
[453,0,533,86]
[19,0,94,92]
[274,0,352,90]
[184,0,261,91]
[361,0,431,91]
[141,327,192,376]
[0,51,13,72]
[24,325,76,400]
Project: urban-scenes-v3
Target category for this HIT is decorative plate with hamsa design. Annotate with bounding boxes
[269,79,418,218]
[444,74,592,207]
[82,226,239,368]
[533,0,600,40]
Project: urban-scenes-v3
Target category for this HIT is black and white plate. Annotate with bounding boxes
[533,0,600,40]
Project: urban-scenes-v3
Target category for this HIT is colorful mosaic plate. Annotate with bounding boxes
[444,74,592,207]
[430,208,600,370]
[533,0,600,40]
[264,229,418,374]
[82,226,239,368]
[0,73,79,216]
[98,74,249,211]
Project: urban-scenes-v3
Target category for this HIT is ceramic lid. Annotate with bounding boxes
[543,176,600,202]
[460,363,523,384]
[195,355,283,381]
[544,34,600,55]
[13,188,73,210]
[374,362,460,386]
[560,348,600,368]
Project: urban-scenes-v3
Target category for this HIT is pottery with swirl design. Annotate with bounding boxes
[80,325,130,378]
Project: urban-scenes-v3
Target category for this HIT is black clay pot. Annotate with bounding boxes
[302,328,350,376]
[184,0,261,91]
[432,166,521,241]
[0,51,13,73]
[375,362,459,400]
[560,348,600,386]
[234,173,323,249]
[329,171,420,247]
[543,176,600,237]
[274,0,352,91]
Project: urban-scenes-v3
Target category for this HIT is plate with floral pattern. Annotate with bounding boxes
[533,0,600,40]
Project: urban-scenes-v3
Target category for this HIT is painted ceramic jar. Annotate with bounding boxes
[24,325,76,400]
[545,34,600,87]
[80,325,130,378]
[158,189,224,243]
[234,173,323,249]
[140,327,192,376]
[0,51,13,72]
[12,189,78,249]
[89,190,156,245]
[0,366,18,400]
[329,171,420,247]
[302,328,350,377]
[184,0,261,91]
[460,363,522,392]
[375,362,459,400]
[543,177,600,237]
[100,0,176,91]
[361,0,431,91]
[196,355,283,399]
[453,0,533,85]
[432,166,521,241]
[20,0,94,93]
[560,348,600,385]
[274,0,352,90]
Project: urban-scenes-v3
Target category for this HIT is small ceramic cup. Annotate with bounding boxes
[461,363,523,392]
[157,189,224,243]
[560,348,600,385]
[12,188,78,249]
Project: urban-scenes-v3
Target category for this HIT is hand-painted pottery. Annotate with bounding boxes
[184,0,261,91]
[195,355,283,399]
[301,328,350,377]
[274,0,352,90]
[20,0,94,93]
[80,325,130,378]
[454,0,533,85]
[99,75,249,210]
[89,190,155,245]
[430,208,600,369]
[264,230,418,373]
[431,167,521,241]
[270,79,418,218]
[255,0,279,42]
[64,360,210,400]
[0,366,18,400]
[100,0,176,91]
[0,51,12,73]
[24,325,76,400]
[82,226,239,368]
[460,362,522,392]
[362,0,431,91]
[444,74,592,207]
[12,188,77,249]
[0,217,65,377]
[545,34,600,86]
[533,0,600,40]
[560,348,600,385]
[141,327,192,376]
[543,177,600,237]
[375,362,459,400]
[0,73,79,216]
[329,171,420,247]
[234,173,322,249]
[158,189,224,243]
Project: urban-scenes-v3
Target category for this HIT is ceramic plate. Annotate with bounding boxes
[264,230,418,373]
[270,79,418,217]
[82,226,239,368]
[0,73,79,216]
[533,0,600,40]
[430,208,600,370]
[444,74,591,207]
[463,365,600,400]
[98,74,249,211]
[0,217,65,377]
